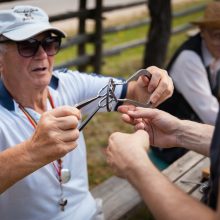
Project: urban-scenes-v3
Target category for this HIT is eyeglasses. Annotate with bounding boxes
[0,36,61,57]
[205,29,220,45]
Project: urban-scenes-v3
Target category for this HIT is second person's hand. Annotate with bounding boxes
[118,106,182,148]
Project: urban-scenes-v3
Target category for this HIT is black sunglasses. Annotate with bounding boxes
[0,36,61,58]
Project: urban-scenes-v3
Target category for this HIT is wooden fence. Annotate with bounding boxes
[0,0,206,73]
[52,0,206,73]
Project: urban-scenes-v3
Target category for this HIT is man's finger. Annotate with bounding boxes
[56,115,79,130]
[48,106,81,120]
[58,129,80,142]
[117,105,136,113]
[127,108,159,120]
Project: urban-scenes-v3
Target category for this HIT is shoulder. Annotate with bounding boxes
[176,50,202,63]
[52,69,113,87]
[53,69,107,80]
[170,50,207,82]
[171,50,204,73]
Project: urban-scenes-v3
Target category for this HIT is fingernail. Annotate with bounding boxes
[149,99,155,105]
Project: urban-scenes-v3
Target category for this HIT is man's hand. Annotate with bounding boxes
[126,66,174,107]
[118,106,182,148]
[25,106,81,166]
[106,130,149,178]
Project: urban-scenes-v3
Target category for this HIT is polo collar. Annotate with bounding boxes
[0,75,59,111]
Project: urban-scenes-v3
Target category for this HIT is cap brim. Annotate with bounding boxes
[191,20,220,29]
[3,23,66,41]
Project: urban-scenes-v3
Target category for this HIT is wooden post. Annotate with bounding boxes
[93,0,103,74]
[143,0,171,68]
[78,0,87,71]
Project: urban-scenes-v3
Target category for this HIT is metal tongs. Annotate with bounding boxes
[108,69,152,108]
[75,69,152,131]
[75,85,109,131]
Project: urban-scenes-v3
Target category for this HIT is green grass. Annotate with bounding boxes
[55,0,210,189]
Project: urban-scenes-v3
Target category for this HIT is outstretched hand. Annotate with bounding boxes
[118,105,182,148]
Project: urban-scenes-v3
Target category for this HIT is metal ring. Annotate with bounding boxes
[106,78,117,112]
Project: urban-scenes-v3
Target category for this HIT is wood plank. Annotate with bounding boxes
[91,151,207,220]
[163,151,205,182]
[92,176,142,220]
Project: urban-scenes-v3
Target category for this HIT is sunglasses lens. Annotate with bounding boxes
[42,37,61,56]
[17,37,61,58]
[17,39,39,57]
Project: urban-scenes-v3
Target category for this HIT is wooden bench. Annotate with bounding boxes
[91,151,210,220]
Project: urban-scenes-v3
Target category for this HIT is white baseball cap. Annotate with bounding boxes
[0,5,66,41]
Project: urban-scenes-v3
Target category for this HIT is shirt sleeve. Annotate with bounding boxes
[170,50,219,125]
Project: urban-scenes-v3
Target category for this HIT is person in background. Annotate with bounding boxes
[0,5,173,220]
[106,105,220,220]
[153,1,220,164]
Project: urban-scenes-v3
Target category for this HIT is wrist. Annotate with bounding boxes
[126,154,155,187]
[175,119,187,148]
[22,139,45,169]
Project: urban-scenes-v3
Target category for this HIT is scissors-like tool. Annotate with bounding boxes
[107,69,152,109]
[75,69,152,131]
[75,84,109,131]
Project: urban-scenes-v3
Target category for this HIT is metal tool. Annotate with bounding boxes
[75,85,109,131]
[75,84,108,109]
[180,179,209,193]
[125,68,152,83]
[108,69,152,108]
[75,69,153,131]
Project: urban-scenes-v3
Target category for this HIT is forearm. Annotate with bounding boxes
[176,120,214,156]
[127,158,216,220]
[0,141,43,194]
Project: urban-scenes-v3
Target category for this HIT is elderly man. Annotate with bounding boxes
[106,106,220,220]
[0,5,173,220]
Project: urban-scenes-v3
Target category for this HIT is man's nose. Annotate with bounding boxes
[34,45,48,59]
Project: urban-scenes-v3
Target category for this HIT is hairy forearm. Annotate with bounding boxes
[127,159,217,220]
[176,120,214,156]
[0,141,43,194]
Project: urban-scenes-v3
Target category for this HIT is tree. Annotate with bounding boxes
[143,0,171,68]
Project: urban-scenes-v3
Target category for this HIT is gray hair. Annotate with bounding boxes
[0,35,7,54]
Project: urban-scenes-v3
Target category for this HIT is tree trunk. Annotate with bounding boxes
[143,0,171,68]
